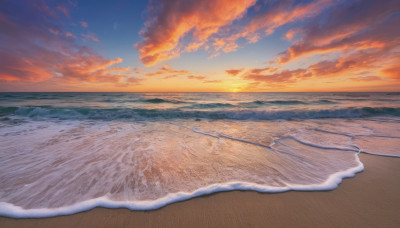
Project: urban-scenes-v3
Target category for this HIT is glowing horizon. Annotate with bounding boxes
[0,0,399,92]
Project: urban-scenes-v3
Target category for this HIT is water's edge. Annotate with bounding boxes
[0,153,364,218]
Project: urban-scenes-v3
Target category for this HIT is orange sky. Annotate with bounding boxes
[0,0,399,92]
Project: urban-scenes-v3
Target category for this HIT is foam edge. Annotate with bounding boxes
[0,154,364,218]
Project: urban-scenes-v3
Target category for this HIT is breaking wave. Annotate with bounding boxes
[1,106,399,121]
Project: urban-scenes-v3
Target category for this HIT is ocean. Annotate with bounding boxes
[0,92,399,217]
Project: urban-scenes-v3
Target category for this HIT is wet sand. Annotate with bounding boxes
[1,153,399,228]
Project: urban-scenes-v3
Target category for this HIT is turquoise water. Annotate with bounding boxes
[0,92,399,217]
[1,92,400,121]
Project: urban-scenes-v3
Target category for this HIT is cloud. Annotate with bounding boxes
[125,77,143,84]
[307,50,381,77]
[163,75,177,79]
[284,28,302,41]
[186,75,221,83]
[57,54,126,83]
[135,0,257,66]
[80,21,88,28]
[136,0,333,65]
[381,65,400,80]
[0,50,53,82]
[204,80,222,83]
[226,68,244,76]
[231,0,400,87]
[138,67,220,83]
[160,66,189,75]
[229,0,332,48]
[138,65,189,77]
[136,0,400,84]
[241,46,399,85]
[0,1,129,84]
[187,75,206,80]
[350,76,383,81]
[82,32,100,42]
[244,69,312,84]
[277,0,400,64]
[65,32,76,39]
[207,0,333,57]
[249,67,275,74]
[56,5,70,18]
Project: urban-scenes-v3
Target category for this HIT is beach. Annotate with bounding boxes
[1,92,400,226]
[2,0,400,226]
[1,153,399,227]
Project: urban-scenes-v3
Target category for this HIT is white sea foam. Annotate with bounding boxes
[0,155,363,218]
[0,117,398,218]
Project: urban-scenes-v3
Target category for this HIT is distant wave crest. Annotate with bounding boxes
[1,106,400,121]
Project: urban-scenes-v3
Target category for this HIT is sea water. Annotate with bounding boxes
[0,92,399,217]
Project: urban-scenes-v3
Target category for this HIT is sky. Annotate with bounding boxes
[0,0,399,92]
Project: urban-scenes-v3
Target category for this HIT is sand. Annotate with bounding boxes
[0,153,399,228]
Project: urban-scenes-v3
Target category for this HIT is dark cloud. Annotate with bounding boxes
[278,0,400,63]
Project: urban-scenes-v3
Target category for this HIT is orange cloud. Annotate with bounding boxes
[138,65,189,77]
[350,76,383,81]
[206,0,332,57]
[226,68,244,76]
[285,28,302,41]
[0,2,131,85]
[135,0,257,65]
[160,66,189,75]
[187,75,206,80]
[163,75,178,79]
[185,75,221,84]
[204,80,222,83]
[0,50,52,82]
[241,47,397,86]
[136,0,335,66]
[125,77,143,84]
[307,50,379,77]
[249,67,274,74]
[381,65,400,80]
[231,0,400,89]
[57,55,126,83]
[244,69,312,84]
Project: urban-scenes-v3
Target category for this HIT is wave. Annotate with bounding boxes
[0,160,363,219]
[241,99,338,106]
[140,98,186,104]
[102,98,187,104]
[257,100,307,105]
[1,111,399,218]
[183,103,235,109]
[315,99,338,104]
[386,92,400,96]
[0,119,365,217]
[1,106,400,121]
[333,93,371,97]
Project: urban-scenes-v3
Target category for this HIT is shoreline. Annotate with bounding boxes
[1,153,399,227]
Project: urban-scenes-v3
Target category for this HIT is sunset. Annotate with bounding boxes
[0,1,400,227]
[1,0,399,92]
